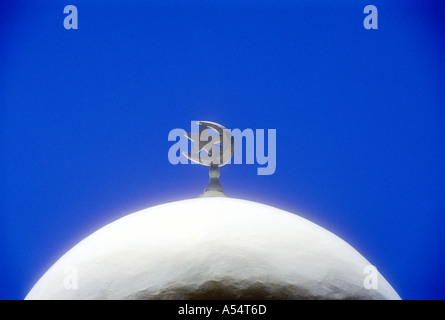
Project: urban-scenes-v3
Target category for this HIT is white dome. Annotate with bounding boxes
[26,197,400,300]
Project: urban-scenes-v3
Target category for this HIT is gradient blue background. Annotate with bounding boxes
[1,0,444,300]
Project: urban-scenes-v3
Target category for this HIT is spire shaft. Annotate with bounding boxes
[200,164,227,197]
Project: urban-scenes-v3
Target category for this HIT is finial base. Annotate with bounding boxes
[199,165,227,198]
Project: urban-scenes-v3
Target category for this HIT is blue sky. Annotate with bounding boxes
[1,0,444,300]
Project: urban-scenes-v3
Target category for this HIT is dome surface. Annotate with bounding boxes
[26,197,400,300]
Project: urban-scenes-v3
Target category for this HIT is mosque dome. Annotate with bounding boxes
[25,197,401,300]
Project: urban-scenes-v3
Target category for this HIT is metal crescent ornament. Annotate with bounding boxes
[182,121,234,197]
[183,121,234,167]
